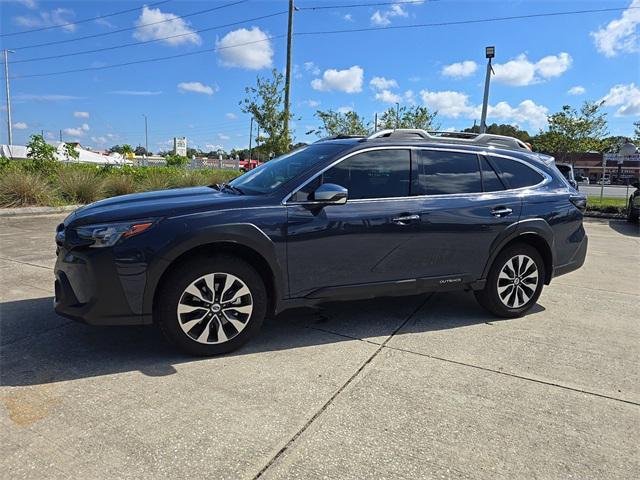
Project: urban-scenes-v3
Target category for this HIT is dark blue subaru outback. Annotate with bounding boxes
[54,129,588,355]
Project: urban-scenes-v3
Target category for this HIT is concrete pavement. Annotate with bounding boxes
[1,214,638,479]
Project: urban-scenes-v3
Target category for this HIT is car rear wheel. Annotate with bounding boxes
[156,255,267,355]
[475,243,545,318]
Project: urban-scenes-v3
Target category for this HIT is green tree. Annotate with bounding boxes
[108,145,125,154]
[121,144,134,159]
[63,142,80,162]
[530,101,608,161]
[464,123,531,142]
[379,105,439,130]
[311,110,371,137]
[240,69,290,157]
[633,120,640,144]
[26,134,58,173]
[600,135,632,154]
[134,145,151,156]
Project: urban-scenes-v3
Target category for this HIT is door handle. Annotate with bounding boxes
[392,214,420,224]
[491,207,513,217]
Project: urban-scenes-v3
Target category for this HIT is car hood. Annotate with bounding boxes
[64,186,265,227]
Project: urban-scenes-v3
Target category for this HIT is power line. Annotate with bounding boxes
[7,0,248,51]
[13,11,288,64]
[0,0,172,37]
[9,5,636,79]
[298,1,433,11]
[296,5,639,36]
[10,35,286,79]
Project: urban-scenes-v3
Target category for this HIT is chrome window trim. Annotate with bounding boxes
[282,146,552,205]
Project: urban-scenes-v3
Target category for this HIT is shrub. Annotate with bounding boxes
[172,170,209,188]
[57,168,104,204]
[104,175,138,197]
[141,169,174,191]
[0,170,54,207]
[165,154,188,168]
[207,169,240,185]
[26,134,58,175]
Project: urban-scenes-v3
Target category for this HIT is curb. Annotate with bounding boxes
[584,212,626,220]
[0,205,81,217]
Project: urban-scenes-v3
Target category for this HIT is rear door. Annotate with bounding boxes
[399,150,523,282]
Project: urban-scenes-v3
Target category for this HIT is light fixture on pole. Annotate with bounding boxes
[479,46,495,134]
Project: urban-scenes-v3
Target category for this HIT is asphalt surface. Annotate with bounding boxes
[580,184,636,198]
[1,214,639,479]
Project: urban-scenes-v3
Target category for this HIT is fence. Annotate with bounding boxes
[132,156,241,171]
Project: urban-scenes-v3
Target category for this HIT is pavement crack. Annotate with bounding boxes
[0,256,53,271]
[252,295,433,479]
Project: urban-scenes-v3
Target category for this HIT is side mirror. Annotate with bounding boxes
[313,183,348,204]
[569,179,578,189]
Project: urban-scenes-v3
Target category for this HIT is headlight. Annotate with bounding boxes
[75,220,155,248]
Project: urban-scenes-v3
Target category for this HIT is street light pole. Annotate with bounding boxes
[3,49,15,146]
[480,46,495,134]
[248,117,254,166]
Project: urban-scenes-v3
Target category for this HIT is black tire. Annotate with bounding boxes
[474,243,545,318]
[156,254,267,356]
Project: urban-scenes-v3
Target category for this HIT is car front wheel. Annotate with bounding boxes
[156,255,267,355]
[475,243,545,318]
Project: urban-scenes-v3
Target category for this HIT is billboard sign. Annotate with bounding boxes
[173,137,187,156]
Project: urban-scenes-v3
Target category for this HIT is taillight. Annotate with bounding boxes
[569,194,587,212]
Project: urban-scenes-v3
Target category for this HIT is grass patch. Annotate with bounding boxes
[0,160,241,208]
[586,196,628,214]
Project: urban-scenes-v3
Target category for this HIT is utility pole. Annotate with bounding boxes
[374,112,378,132]
[283,0,295,148]
[3,49,15,146]
[59,129,62,142]
[256,125,260,162]
[248,117,254,165]
[480,46,495,134]
[142,114,148,155]
[395,102,400,129]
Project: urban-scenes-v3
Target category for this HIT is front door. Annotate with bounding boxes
[285,148,420,297]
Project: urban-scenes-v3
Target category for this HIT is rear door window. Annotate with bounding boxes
[490,156,544,189]
[480,156,505,192]
[415,150,481,195]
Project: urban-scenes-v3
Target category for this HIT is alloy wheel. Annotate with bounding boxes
[497,254,539,309]
[177,272,253,344]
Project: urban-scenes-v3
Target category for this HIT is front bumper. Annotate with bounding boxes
[54,245,153,326]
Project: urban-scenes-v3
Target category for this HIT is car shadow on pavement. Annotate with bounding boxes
[608,219,639,237]
[0,292,540,387]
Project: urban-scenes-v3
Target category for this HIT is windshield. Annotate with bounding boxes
[229,144,347,194]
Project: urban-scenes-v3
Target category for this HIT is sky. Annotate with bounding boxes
[0,0,639,153]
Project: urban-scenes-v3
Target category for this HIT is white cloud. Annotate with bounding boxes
[81,123,89,131]
[14,93,82,101]
[13,122,28,129]
[303,61,321,76]
[311,65,364,93]
[419,89,548,129]
[370,76,398,90]
[74,111,89,118]
[14,7,76,32]
[109,90,162,96]
[493,53,572,86]
[133,6,201,46]
[404,90,417,105]
[216,27,273,70]
[205,143,225,151]
[177,81,216,95]
[343,14,353,22]
[371,3,409,26]
[217,133,230,140]
[94,17,115,29]
[375,89,403,104]
[337,106,353,114]
[63,127,85,137]
[91,136,108,145]
[568,86,586,96]
[441,60,478,79]
[225,113,238,120]
[591,0,640,57]
[14,0,38,9]
[600,83,640,116]
[302,99,320,108]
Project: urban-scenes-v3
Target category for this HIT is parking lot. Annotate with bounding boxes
[1,213,638,479]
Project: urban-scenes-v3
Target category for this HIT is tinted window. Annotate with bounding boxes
[480,156,505,192]
[491,156,544,189]
[416,150,481,195]
[321,149,410,200]
[230,144,345,194]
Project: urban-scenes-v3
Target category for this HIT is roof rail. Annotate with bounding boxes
[366,129,531,152]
